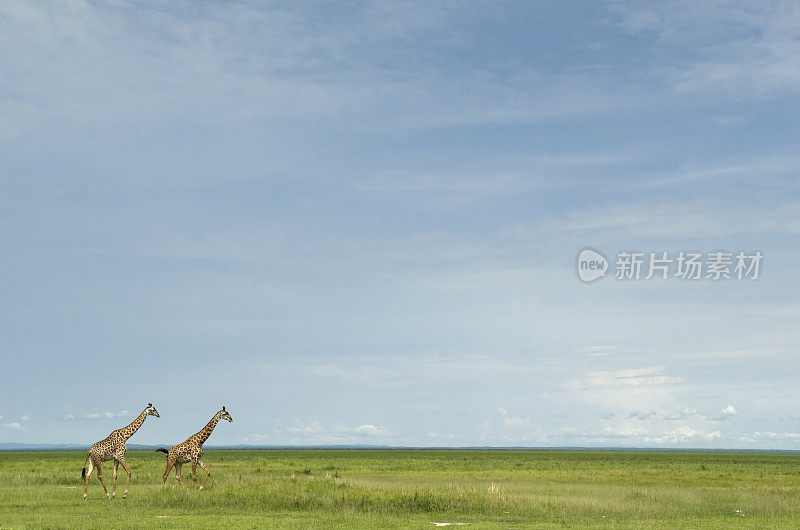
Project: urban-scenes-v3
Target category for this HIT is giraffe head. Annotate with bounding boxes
[219,406,233,422]
[146,403,160,418]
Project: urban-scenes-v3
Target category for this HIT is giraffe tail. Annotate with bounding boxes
[156,448,169,455]
[81,453,89,479]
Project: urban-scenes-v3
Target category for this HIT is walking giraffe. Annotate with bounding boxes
[158,406,233,490]
[82,403,160,499]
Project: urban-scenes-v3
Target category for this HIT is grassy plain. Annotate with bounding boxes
[1,449,799,528]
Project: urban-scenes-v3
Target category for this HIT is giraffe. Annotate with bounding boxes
[81,403,160,500]
[157,406,233,491]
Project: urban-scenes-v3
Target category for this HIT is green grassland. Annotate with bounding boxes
[1,449,799,528]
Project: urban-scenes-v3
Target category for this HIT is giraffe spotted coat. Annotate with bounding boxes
[159,406,233,490]
[82,403,160,499]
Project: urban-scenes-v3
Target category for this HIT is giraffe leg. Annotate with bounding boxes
[191,460,198,488]
[119,457,132,498]
[112,460,119,499]
[162,457,175,490]
[83,459,94,500]
[175,463,186,488]
[198,459,211,490]
[95,461,110,500]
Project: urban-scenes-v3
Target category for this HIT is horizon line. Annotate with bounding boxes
[2,443,799,453]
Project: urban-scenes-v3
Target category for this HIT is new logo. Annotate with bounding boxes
[577,248,608,282]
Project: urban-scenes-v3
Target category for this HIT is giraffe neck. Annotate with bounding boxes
[118,409,149,441]
[196,413,221,445]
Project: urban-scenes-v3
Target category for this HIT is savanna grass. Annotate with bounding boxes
[1,450,799,528]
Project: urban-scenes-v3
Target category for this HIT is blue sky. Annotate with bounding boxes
[1,1,799,448]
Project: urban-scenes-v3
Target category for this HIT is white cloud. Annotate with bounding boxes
[76,410,127,420]
[644,426,721,444]
[62,414,75,420]
[332,424,392,437]
[721,404,738,416]
[612,2,800,96]
[244,434,271,442]
[19,415,29,421]
[2,422,24,431]
[282,421,325,435]
[270,419,393,442]
[497,407,532,429]
[548,364,745,447]
[0,0,528,136]
[576,366,685,389]
[738,431,798,443]
[353,424,389,436]
[90,410,130,419]
[577,345,617,357]
[616,425,649,437]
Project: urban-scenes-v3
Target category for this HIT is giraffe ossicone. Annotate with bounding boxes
[82,403,160,500]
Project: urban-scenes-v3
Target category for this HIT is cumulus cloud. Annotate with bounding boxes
[627,407,705,422]
[738,431,800,443]
[2,422,24,431]
[84,411,129,419]
[708,404,739,422]
[497,407,532,429]
[640,425,721,444]
[332,424,392,437]
[615,425,649,437]
[268,419,393,443]
[358,425,387,436]
[473,419,727,447]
